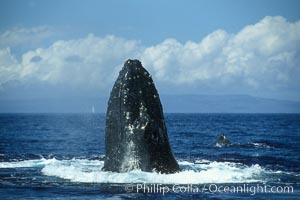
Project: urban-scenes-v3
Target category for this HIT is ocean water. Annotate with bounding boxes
[0,113,299,199]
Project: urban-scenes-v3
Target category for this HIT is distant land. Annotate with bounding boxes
[160,95,300,113]
[0,95,299,113]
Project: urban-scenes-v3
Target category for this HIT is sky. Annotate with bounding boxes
[0,0,300,112]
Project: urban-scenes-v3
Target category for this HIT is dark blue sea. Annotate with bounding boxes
[0,113,299,199]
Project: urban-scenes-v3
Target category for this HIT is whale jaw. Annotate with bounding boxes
[103,59,179,174]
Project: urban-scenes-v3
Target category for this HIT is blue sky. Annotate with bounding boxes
[0,0,300,111]
[1,0,299,44]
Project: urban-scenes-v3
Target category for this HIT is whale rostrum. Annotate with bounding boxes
[103,59,179,173]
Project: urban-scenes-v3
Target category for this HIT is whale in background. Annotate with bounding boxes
[215,134,232,147]
[103,59,179,174]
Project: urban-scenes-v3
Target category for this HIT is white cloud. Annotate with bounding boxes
[141,30,230,84]
[0,16,299,98]
[141,16,300,94]
[17,34,140,91]
[0,48,20,86]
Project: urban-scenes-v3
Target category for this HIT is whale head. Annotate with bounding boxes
[103,59,179,173]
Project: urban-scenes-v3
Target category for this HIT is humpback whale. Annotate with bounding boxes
[103,59,179,174]
[215,134,232,146]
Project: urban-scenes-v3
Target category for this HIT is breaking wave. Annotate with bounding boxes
[0,157,272,184]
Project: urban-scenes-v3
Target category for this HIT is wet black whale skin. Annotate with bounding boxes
[103,59,179,174]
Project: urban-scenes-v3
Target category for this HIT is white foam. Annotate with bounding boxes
[251,143,271,148]
[0,158,56,168]
[0,158,267,184]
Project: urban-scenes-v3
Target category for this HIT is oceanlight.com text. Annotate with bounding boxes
[124,183,294,195]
